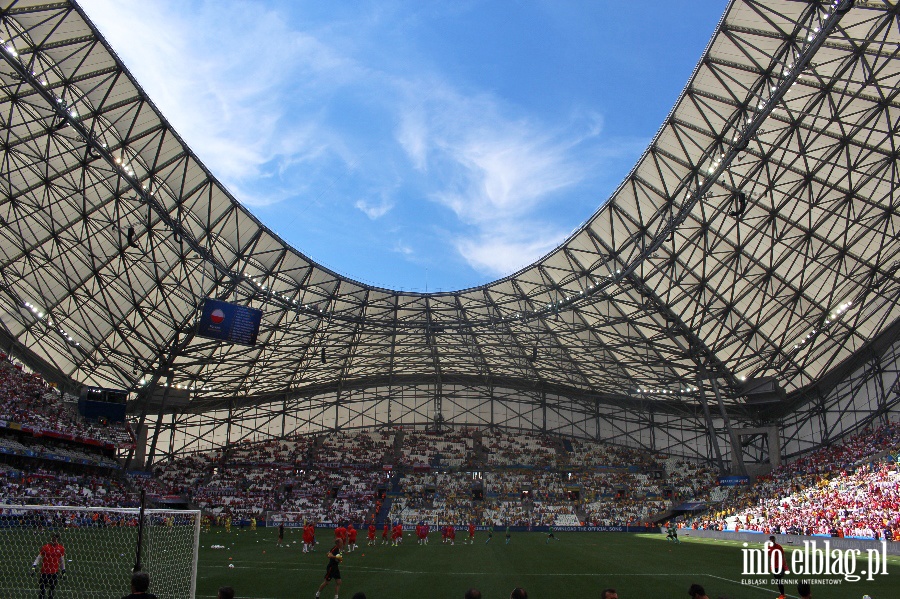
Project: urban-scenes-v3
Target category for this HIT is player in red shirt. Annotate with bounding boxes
[334,523,347,548]
[441,525,448,544]
[766,535,786,599]
[416,522,427,545]
[421,522,429,545]
[391,522,403,546]
[468,522,476,544]
[32,533,65,599]
[347,524,358,552]
[382,521,390,545]
[367,523,376,546]
[448,523,456,546]
[303,523,315,553]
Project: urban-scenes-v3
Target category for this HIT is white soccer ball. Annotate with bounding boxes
[228,563,235,569]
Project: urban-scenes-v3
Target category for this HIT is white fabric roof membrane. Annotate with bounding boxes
[0,0,898,418]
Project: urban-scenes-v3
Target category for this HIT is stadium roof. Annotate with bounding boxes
[1,0,899,421]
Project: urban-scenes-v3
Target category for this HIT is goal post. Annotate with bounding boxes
[0,504,201,599]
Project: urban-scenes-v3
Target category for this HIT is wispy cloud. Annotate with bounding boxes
[355,195,395,219]
[392,83,629,275]
[78,0,648,284]
[80,0,359,206]
[392,241,415,256]
[454,220,570,277]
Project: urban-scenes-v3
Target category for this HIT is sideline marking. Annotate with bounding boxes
[200,563,707,576]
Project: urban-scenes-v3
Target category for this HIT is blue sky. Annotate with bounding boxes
[79,0,728,292]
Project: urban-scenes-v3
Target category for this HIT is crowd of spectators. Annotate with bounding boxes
[319,431,393,465]
[1,463,136,506]
[483,431,558,467]
[692,420,900,540]
[152,453,214,496]
[0,356,132,448]
[0,433,119,469]
[0,357,137,508]
[566,439,664,470]
[7,357,895,539]
[400,430,473,469]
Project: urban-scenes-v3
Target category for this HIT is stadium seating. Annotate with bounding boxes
[482,431,558,467]
[0,358,133,448]
[399,430,472,469]
[694,421,900,540]
[0,462,135,507]
[16,402,895,538]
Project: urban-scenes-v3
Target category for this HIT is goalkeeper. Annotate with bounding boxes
[315,537,343,599]
[32,533,66,599]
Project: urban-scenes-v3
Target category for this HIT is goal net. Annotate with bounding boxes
[0,504,201,599]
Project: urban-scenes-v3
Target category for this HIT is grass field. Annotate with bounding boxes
[195,528,899,599]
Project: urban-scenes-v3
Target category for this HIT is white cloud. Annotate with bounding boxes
[77,1,645,283]
[395,82,603,211]
[397,107,429,172]
[392,241,415,256]
[454,221,570,277]
[391,82,622,275]
[79,0,359,205]
[355,196,395,220]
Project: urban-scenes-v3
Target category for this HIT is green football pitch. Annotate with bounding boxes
[195,529,898,599]
[3,526,897,598]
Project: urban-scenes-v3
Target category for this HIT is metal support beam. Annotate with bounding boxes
[144,369,175,469]
[707,363,747,477]
[696,370,726,475]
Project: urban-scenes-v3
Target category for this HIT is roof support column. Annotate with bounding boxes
[167,412,176,458]
[541,390,547,433]
[696,369,725,475]
[489,385,494,430]
[143,369,175,469]
[706,363,747,477]
[225,396,235,451]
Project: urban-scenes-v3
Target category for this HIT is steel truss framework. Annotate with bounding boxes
[144,320,900,467]
[1,0,900,468]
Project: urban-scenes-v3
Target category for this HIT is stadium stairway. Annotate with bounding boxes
[390,471,403,493]
[473,431,488,466]
[648,509,675,525]
[392,431,404,463]
[374,497,393,526]
[573,505,587,525]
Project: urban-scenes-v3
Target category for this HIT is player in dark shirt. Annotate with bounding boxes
[315,538,343,599]
[121,571,158,599]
